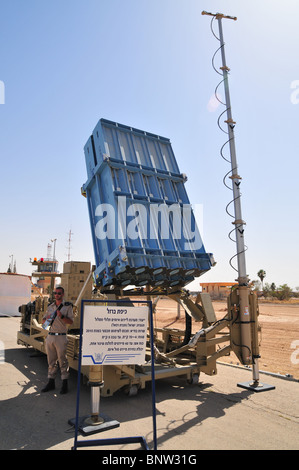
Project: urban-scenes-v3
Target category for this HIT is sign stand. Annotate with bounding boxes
[71,299,157,451]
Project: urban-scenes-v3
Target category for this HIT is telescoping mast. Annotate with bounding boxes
[202,11,274,391]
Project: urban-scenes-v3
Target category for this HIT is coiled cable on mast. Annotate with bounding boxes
[210,17,248,274]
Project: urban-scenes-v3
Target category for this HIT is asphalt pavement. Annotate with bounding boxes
[0,317,298,451]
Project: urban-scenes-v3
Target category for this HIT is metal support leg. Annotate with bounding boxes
[238,358,275,392]
[69,368,120,436]
[84,385,104,426]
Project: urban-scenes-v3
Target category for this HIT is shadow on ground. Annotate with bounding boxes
[0,347,251,450]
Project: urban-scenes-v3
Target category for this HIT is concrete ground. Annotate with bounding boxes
[0,317,298,451]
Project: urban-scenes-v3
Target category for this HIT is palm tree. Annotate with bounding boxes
[257,269,266,290]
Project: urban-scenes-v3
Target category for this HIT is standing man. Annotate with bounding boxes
[41,286,74,394]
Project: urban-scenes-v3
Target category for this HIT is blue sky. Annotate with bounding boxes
[0,0,298,290]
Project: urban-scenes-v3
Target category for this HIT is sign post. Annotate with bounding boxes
[72,299,157,451]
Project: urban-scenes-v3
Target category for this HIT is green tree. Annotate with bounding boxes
[257,269,266,290]
[263,283,272,298]
[275,284,292,301]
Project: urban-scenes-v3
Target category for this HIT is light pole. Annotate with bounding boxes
[9,254,14,273]
[51,239,57,291]
[51,238,57,261]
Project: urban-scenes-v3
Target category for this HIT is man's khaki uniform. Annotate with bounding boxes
[43,302,74,380]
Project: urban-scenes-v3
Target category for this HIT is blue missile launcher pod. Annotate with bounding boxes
[82,118,215,287]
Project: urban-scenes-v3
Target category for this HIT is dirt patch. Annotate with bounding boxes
[153,298,299,380]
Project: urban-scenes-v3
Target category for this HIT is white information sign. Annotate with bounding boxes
[81,305,149,365]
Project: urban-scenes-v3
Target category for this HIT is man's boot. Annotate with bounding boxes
[60,379,68,394]
[41,378,55,393]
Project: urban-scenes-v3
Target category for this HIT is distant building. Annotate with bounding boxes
[200,282,237,299]
[31,257,59,293]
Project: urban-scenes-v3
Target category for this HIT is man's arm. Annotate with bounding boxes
[58,312,73,325]
[57,306,74,325]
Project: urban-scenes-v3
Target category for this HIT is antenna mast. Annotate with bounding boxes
[202,11,274,392]
[67,229,73,262]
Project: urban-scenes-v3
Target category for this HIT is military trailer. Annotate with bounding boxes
[17,119,264,433]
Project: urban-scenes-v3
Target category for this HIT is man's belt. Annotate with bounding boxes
[48,332,66,336]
